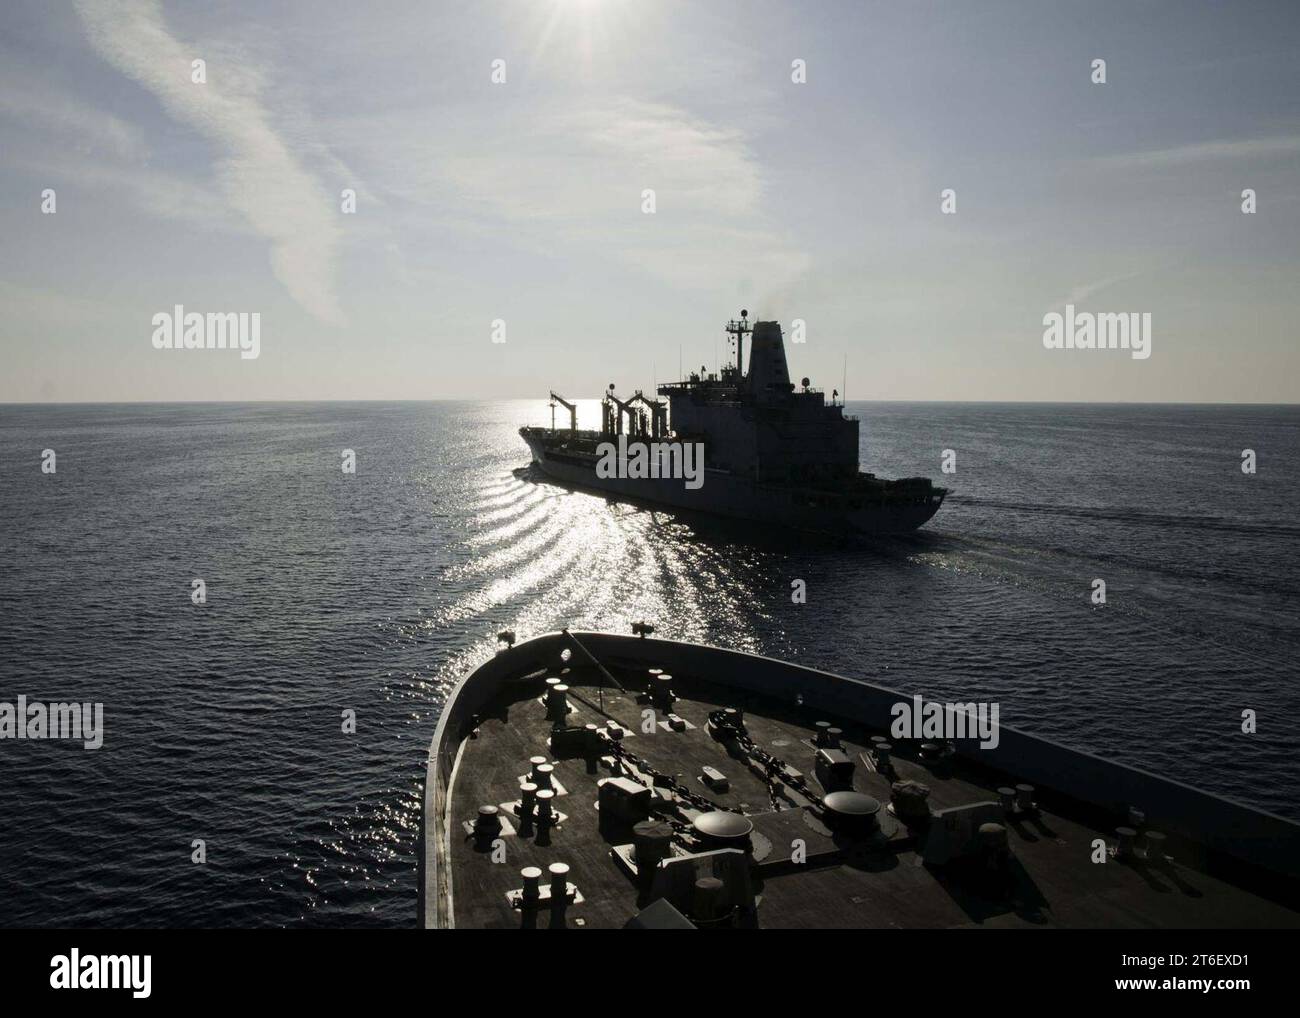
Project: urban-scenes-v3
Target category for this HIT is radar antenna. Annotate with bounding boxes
[724,309,752,374]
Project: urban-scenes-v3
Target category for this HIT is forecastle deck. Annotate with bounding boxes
[423,633,1300,929]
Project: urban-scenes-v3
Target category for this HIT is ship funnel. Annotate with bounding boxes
[747,321,793,402]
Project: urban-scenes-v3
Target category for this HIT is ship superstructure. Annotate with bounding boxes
[519,311,945,534]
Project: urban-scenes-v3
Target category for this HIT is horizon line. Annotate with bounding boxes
[3,398,1298,408]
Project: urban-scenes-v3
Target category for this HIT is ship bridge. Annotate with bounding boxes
[656,312,858,483]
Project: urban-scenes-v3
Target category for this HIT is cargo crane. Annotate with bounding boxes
[628,390,668,439]
[602,386,645,437]
[548,391,577,433]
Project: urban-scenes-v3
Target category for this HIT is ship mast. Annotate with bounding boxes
[725,309,752,376]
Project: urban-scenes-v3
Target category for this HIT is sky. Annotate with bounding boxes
[0,0,1298,403]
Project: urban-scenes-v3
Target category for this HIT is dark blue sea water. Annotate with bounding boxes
[1,401,1298,927]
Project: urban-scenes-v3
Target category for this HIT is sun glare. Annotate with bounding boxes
[532,0,627,75]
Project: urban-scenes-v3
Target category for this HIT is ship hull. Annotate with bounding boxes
[520,429,943,535]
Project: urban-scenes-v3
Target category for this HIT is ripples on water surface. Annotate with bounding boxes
[1,401,1297,926]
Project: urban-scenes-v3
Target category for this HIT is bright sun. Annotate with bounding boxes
[532,0,626,74]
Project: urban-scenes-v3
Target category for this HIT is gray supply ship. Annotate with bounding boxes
[519,312,945,534]
[420,628,1300,929]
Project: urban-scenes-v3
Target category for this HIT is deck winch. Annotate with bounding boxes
[692,810,754,850]
[820,791,883,837]
[706,706,746,743]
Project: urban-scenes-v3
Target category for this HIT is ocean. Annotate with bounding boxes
[1,400,1297,927]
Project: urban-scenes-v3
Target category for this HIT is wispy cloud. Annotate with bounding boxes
[3,138,244,235]
[1093,135,1300,170]
[0,67,145,162]
[333,95,806,291]
[74,0,343,324]
[0,57,240,233]
[1042,268,1158,319]
[1064,270,1150,305]
[428,98,766,222]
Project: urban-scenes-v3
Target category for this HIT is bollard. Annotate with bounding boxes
[536,788,555,827]
[474,804,502,841]
[519,782,538,821]
[692,876,725,922]
[548,862,570,902]
[546,683,570,723]
[521,866,542,905]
